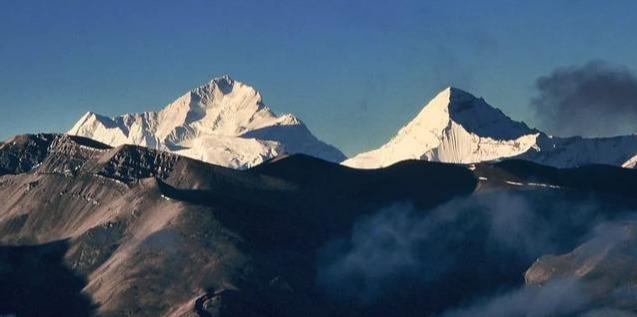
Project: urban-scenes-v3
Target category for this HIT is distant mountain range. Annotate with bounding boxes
[69,77,637,170]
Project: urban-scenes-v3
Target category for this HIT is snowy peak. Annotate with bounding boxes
[155,75,278,139]
[345,86,637,169]
[419,86,534,140]
[343,86,541,168]
[68,76,345,169]
[185,75,265,114]
[72,112,114,130]
[396,86,534,147]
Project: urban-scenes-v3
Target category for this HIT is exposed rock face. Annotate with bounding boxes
[0,133,476,316]
[0,134,58,174]
[68,76,345,169]
[525,222,637,310]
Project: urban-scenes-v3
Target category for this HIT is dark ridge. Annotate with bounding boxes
[96,144,181,183]
[67,134,112,150]
[0,134,112,176]
[250,154,478,208]
[5,133,637,316]
[166,156,255,188]
[493,159,637,198]
[159,156,477,252]
[0,133,56,174]
[248,153,358,185]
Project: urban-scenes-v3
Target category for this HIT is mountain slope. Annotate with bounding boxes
[4,134,637,316]
[344,87,637,169]
[0,133,477,317]
[68,76,345,169]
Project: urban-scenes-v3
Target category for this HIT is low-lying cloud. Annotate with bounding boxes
[531,60,637,137]
[440,278,590,317]
[317,190,637,316]
[316,192,602,314]
[438,220,637,317]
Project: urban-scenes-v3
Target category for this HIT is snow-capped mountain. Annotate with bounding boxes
[69,75,345,169]
[344,87,637,169]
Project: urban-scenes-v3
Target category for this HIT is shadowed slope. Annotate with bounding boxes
[2,133,637,316]
[0,240,96,317]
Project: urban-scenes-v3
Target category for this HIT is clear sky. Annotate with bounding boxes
[2,0,637,155]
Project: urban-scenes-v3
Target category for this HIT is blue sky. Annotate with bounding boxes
[1,0,637,155]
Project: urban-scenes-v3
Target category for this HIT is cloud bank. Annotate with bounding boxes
[531,60,637,137]
[317,192,632,317]
[316,192,602,315]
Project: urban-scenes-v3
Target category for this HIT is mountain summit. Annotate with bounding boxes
[344,87,637,169]
[69,76,345,168]
[344,87,541,168]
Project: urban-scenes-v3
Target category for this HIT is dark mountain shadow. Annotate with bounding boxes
[494,159,637,199]
[0,240,97,317]
[447,87,536,140]
[159,155,478,250]
[249,154,477,209]
[67,135,111,150]
[156,156,479,316]
[314,188,627,317]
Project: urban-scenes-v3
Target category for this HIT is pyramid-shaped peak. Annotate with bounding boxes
[428,86,510,117]
[444,86,472,95]
[415,86,478,119]
[430,86,479,106]
[417,86,534,140]
[419,86,477,114]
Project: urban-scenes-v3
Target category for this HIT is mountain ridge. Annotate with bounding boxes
[344,86,637,169]
[69,76,345,169]
[68,79,637,170]
[3,133,637,316]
